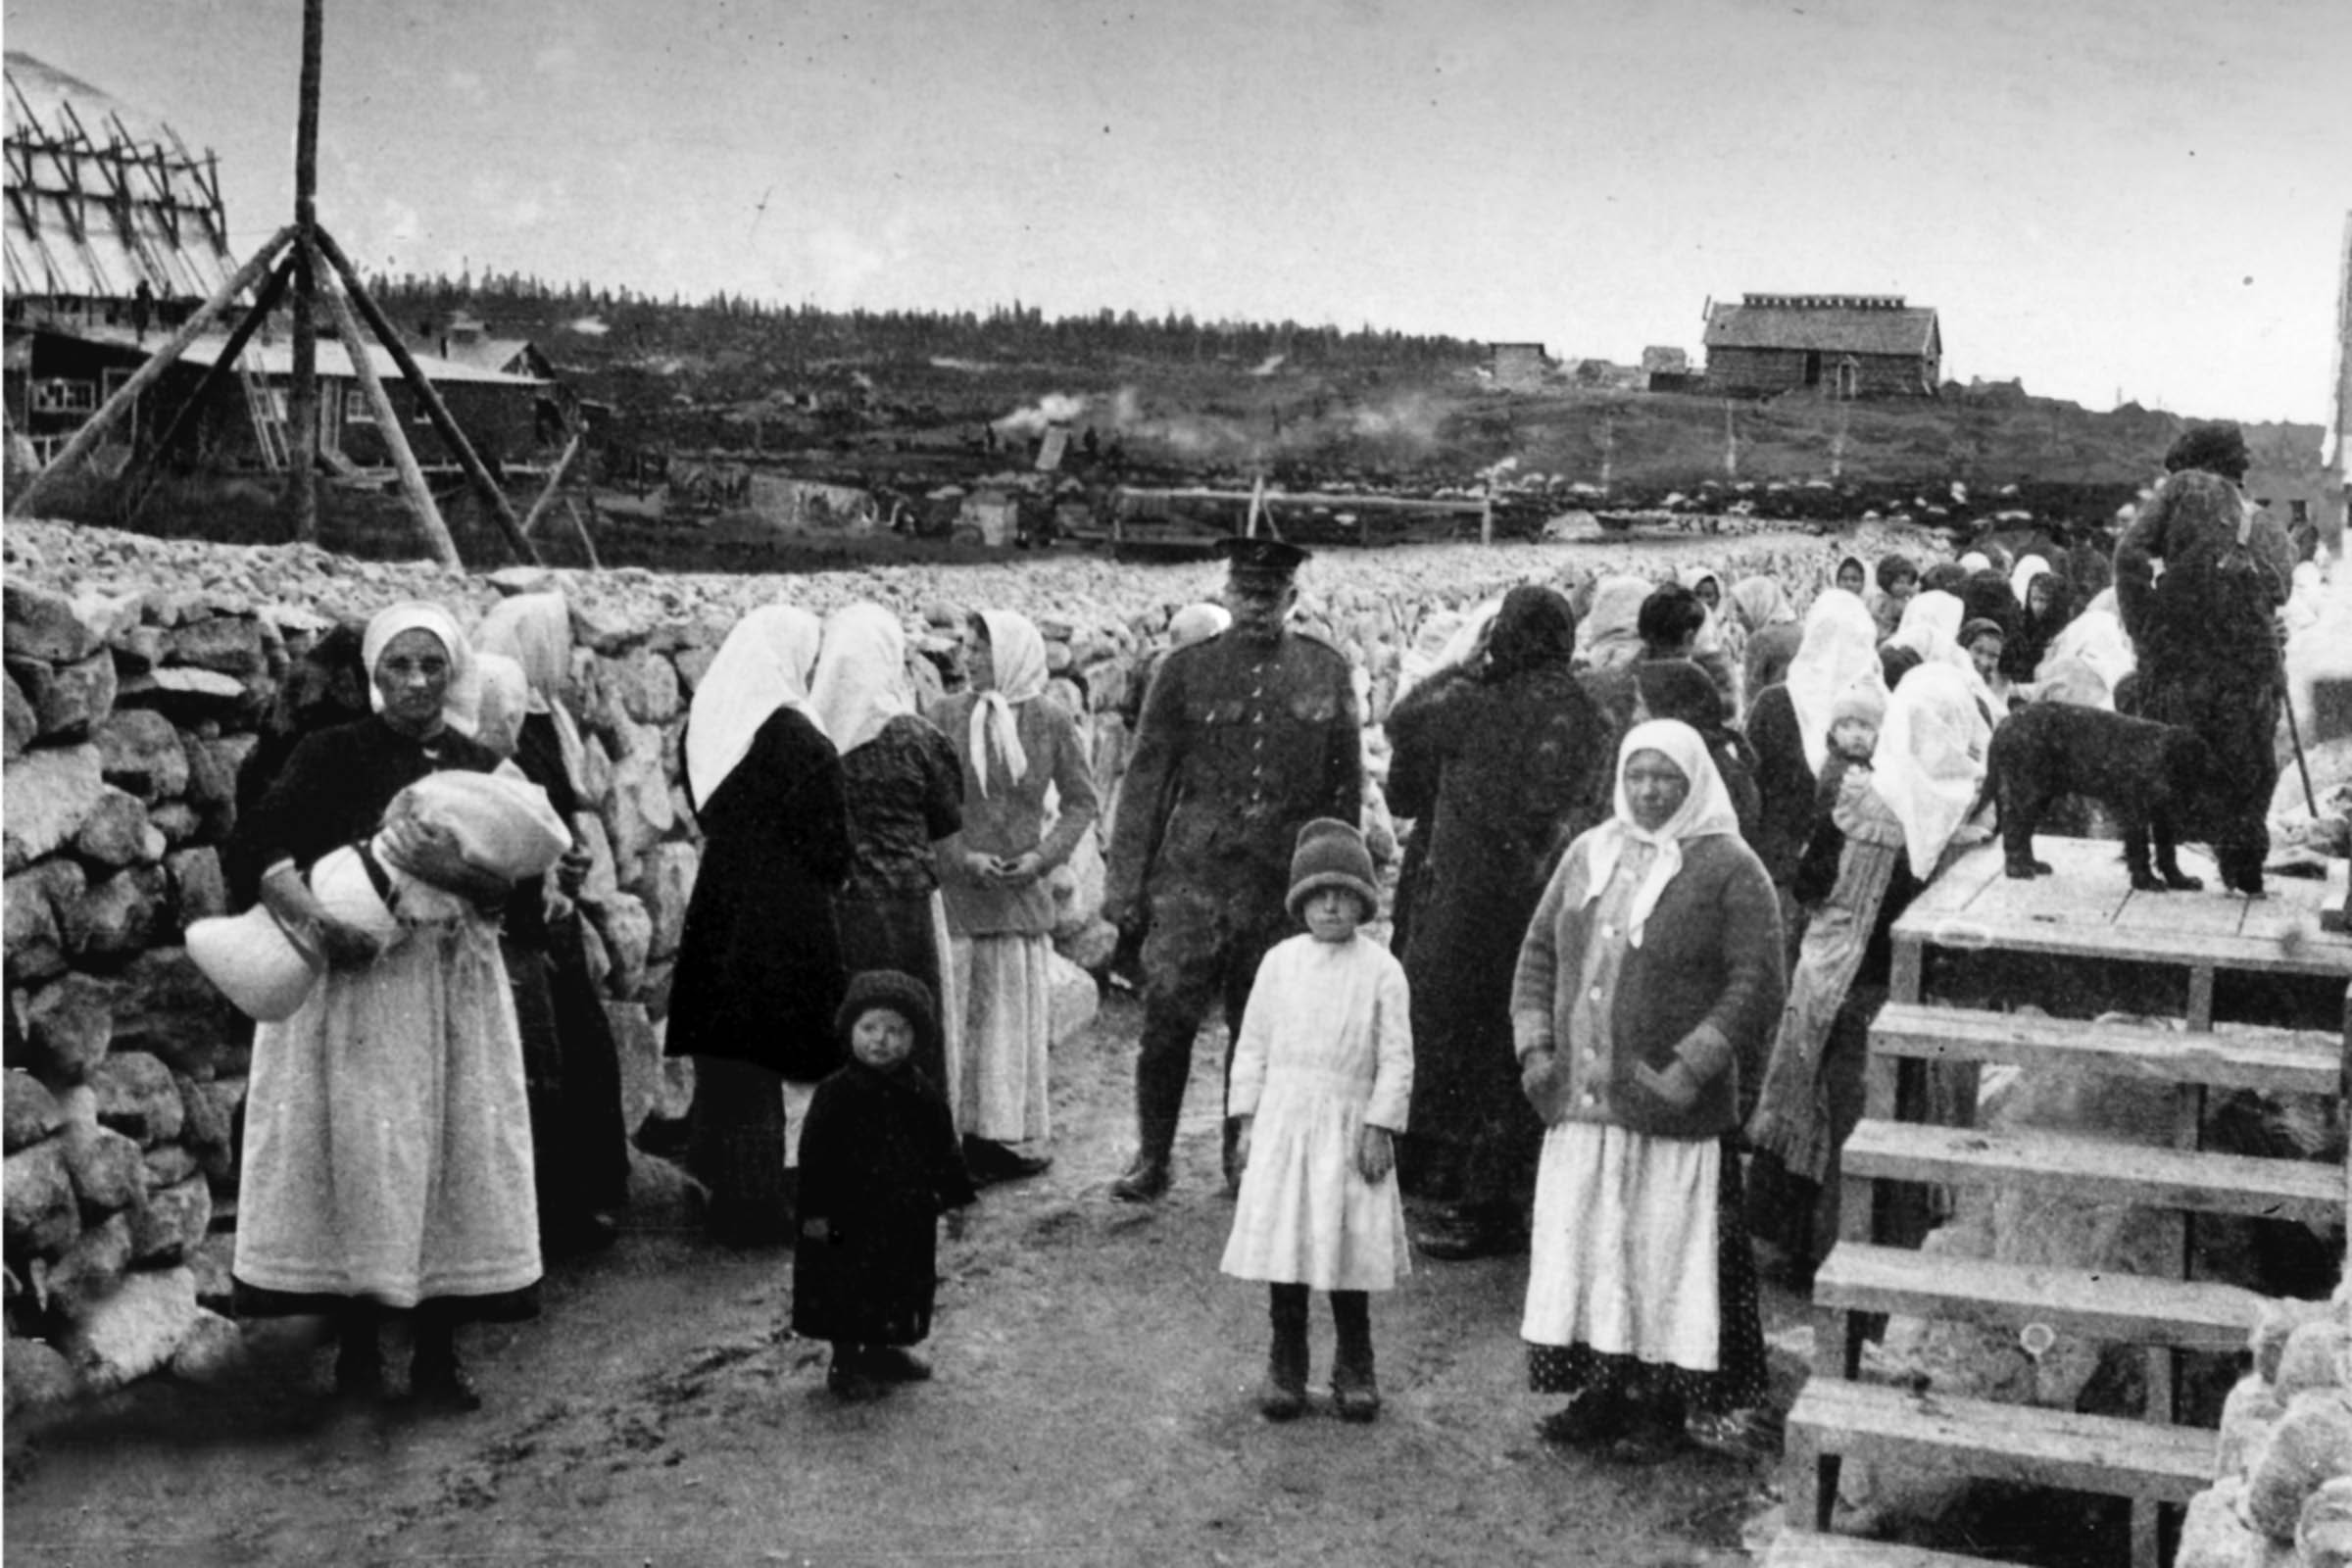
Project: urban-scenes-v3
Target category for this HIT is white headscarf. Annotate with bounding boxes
[967,608,1048,796]
[2034,586,2135,709]
[808,601,913,760]
[473,591,586,790]
[1872,662,1991,880]
[1578,575,1653,670]
[1580,718,1740,948]
[1785,588,1887,774]
[2009,554,2052,611]
[454,651,531,760]
[1886,589,1971,672]
[1679,564,1728,652]
[685,605,823,806]
[1957,551,1992,574]
[362,601,475,733]
[1167,602,1231,649]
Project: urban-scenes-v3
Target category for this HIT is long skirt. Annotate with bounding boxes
[947,931,1053,1145]
[685,1054,798,1239]
[1522,1124,1764,1416]
[235,907,541,1318]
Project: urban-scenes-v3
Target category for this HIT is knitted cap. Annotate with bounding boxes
[1287,817,1377,921]
[1958,616,2006,650]
[835,969,940,1060]
[1829,682,1887,728]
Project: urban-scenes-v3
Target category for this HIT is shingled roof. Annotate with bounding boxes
[1703,294,1939,358]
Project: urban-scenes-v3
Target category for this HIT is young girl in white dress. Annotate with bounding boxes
[1220,818,1413,1422]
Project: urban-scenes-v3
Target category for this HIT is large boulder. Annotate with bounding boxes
[168,615,268,676]
[3,743,107,871]
[59,864,169,956]
[5,1071,63,1152]
[632,841,698,963]
[45,1210,133,1318]
[607,1000,691,1134]
[130,1174,211,1263]
[91,708,190,802]
[589,893,653,998]
[73,786,163,868]
[24,971,119,1083]
[166,846,228,924]
[9,651,119,739]
[4,867,72,981]
[87,1051,184,1146]
[58,1122,146,1212]
[3,581,102,662]
[604,752,673,872]
[62,1263,202,1392]
[3,1140,79,1253]
[4,671,38,759]
[180,733,255,809]
[167,1307,246,1383]
[609,648,682,725]
[108,947,243,1072]
[4,1334,82,1416]
[114,666,252,725]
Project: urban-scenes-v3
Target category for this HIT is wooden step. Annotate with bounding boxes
[1839,1119,2341,1226]
[1867,1003,2342,1097]
[1813,1243,2263,1353]
[1763,1527,2007,1567]
[1786,1377,2213,1507]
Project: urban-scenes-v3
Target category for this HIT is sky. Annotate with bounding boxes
[5,0,2347,423]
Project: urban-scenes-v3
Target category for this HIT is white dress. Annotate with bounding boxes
[1219,932,1413,1293]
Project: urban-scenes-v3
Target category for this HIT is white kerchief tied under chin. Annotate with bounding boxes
[966,610,1048,796]
[1579,717,1740,948]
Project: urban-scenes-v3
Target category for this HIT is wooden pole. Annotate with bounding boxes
[1481,475,1494,547]
[561,497,603,570]
[122,251,298,522]
[311,224,540,564]
[519,432,584,538]
[284,0,323,540]
[8,225,296,516]
[321,275,461,569]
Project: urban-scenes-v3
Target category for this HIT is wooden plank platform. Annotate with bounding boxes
[1786,1378,2213,1504]
[1763,1528,2008,1568]
[1867,1003,2343,1096]
[1813,1243,2264,1353]
[1892,838,2352,980]
[1840,1119,2342,1226]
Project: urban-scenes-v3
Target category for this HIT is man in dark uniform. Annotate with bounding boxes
[2112,422,2294,894]
[1103,536,1362,1201]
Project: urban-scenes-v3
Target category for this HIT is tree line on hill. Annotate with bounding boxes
[366,270,1484,372]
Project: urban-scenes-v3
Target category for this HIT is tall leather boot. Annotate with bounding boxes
[1113,1018,1192,1202]
[333,1301,383,1400]
[1259,1284,1309,1420]
[1111,1113,1176,1202]
[1331,1290,1379,1422]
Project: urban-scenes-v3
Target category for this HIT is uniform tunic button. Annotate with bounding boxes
[1582,1093,1598,1108]
[1589,987,1602,1002]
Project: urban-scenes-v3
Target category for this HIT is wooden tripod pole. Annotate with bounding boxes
[7,224,296,517]
[321,276,461,568]
[311,224,540,565]
[123,252,299,523]
[285,0,323,540]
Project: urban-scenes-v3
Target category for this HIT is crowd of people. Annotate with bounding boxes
[202,419,2312,1460]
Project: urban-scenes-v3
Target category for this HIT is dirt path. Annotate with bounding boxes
[5,995,1800,1567]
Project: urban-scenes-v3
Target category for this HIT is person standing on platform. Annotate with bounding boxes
[1103,537,1362,1202]
[932,609,1101,1182]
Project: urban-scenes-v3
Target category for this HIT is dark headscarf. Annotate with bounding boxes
[1958,569,2020,640]
[1920,561,1970,596]
[2005,568,2077,681]
[1484,584,1578,680]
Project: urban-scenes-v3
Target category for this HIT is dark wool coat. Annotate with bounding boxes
[1741,684,1815,888]
[1105,627,1361,935]
[1386,588,1610,1153]
[1510,833,1785,1142]
[666,707,853,1079]
[791,1060,977,1347]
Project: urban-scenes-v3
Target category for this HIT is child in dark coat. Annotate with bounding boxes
[793,970,977,1399]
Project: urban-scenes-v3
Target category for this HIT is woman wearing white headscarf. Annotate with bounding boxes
[2034,586,2136,710]
[228,602,546,1410]
[1512,720,1784,1461]
[808,602,965,1092]
[1576,576,1654,671]
[471,595,631,1256]
[1878,587,1971,696]
[1726,574,1802,703]
[930,610,1101,1179]
[666,605,853,1244]
[1742,589,1887,897]
[1744,664,1985,1277]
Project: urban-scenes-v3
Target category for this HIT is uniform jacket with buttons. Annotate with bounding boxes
[1510,830,1784,1140]
[1105,626,1361,922]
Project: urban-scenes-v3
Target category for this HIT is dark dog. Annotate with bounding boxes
[1984,702,2264,895]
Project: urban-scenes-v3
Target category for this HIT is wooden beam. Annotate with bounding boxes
[520,432,584,537]
[285,0,323,541]
[122,251,298,521]
[562,497,604,571]
[321,275,461,569]
[312,224,539,564]
[7,223,297,517]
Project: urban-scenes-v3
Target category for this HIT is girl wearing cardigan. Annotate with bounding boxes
[1512,720,1786,1463]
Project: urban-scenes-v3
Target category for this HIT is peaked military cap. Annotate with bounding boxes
[1217,535,1310,582]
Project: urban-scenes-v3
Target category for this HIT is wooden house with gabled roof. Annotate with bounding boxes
[1702,293,1941,400]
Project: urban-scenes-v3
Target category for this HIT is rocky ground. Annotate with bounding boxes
[5,994,1803,1567]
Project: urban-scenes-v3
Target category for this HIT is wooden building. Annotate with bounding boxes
[1702,293,1941,399]
[1488,342,1551,393]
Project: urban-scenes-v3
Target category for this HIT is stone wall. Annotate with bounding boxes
[3,515,1898,1413]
